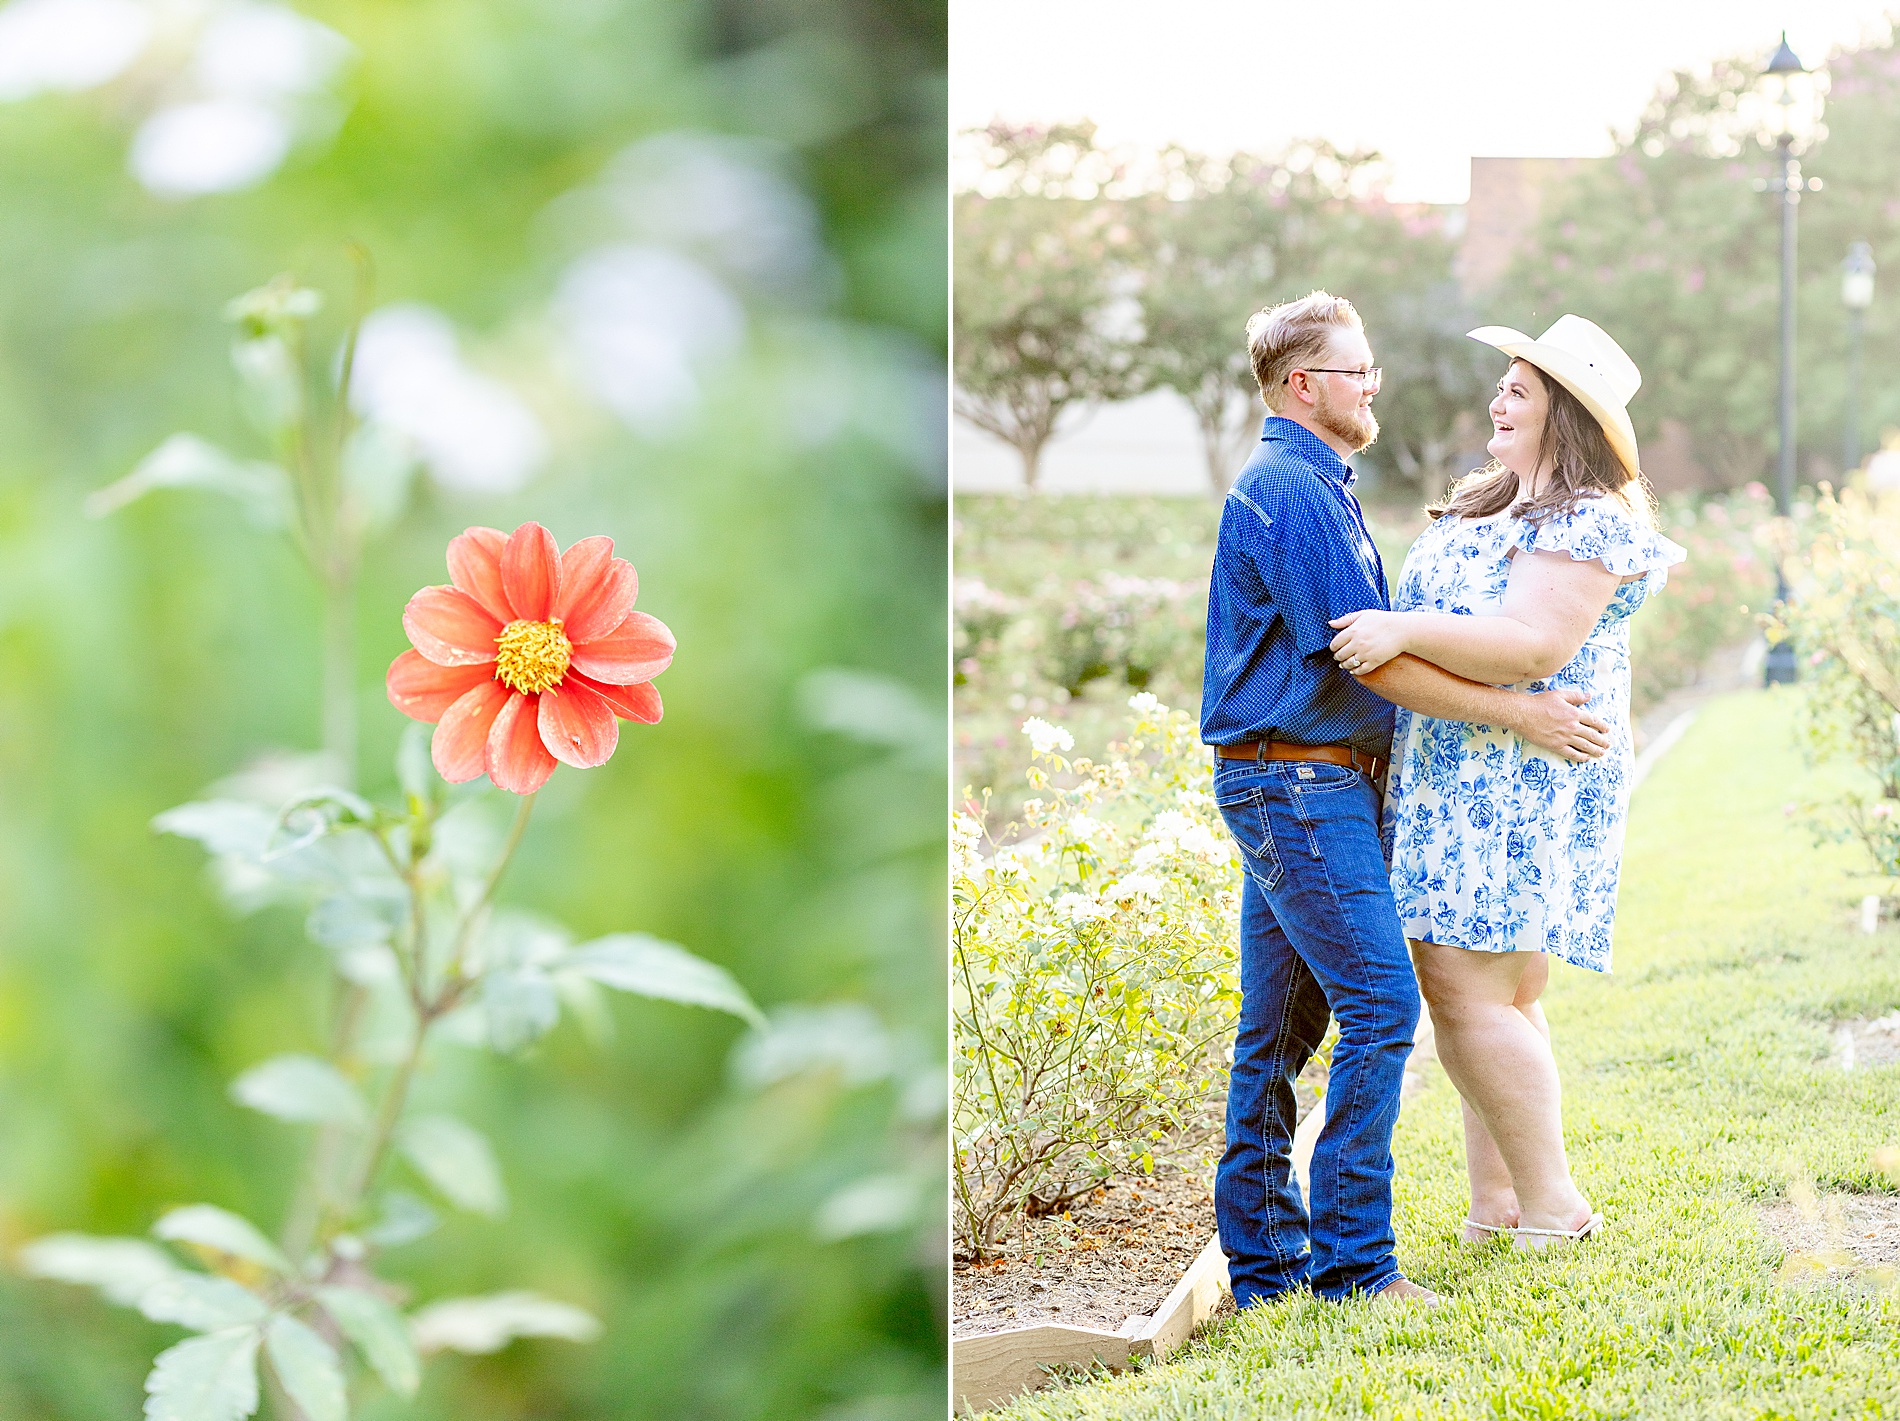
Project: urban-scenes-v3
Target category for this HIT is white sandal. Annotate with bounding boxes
[1461,1217,1514,1243]
[1510,1211,1604,1251]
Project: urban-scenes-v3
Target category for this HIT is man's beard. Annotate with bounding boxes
[1314,383,1379,452]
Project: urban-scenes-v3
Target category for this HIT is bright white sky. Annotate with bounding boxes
[950,0,1897,202]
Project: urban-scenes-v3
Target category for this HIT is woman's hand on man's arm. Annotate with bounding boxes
[1358,654,1611,762]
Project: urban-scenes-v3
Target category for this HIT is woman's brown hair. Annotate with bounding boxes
[1430,361,1656,528]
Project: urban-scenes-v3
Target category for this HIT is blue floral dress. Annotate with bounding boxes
[1380,496,1686,972]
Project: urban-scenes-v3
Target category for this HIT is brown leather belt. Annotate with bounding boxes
[1215,739,1388,784]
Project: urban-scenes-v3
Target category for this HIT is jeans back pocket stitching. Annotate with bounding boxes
[1220,786,1284,892]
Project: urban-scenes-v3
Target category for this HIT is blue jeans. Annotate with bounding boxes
[1212,756,1419,1303]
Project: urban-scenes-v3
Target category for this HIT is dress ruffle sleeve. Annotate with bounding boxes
[1508,496,1687,582]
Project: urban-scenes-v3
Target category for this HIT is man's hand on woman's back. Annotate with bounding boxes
[1355,656,1609,762]
[1509,686,1610,762]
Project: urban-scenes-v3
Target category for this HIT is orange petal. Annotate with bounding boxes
[574,672,662,724]
[568,611,675,684]
[554,537,639,643]
[447,526,512,623]
[501,522,562,622]
[486,690,557,794]
[432,679,511,782]
[387,649,495,723]
[537,679,620,767]
[404,585,503,666]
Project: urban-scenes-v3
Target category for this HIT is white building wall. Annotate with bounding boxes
[953,388,1233,495]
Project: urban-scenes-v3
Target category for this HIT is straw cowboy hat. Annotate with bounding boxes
[1467,315,1642,477]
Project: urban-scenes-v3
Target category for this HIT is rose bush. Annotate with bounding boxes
[952,694,1239,1260]
[1629,485,1778,714]
[1765,485,1900,884]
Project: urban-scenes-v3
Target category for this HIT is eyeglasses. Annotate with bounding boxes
[1288,367,1383,388]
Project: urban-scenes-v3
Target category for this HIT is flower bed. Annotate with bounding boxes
[953,697,1239,1262]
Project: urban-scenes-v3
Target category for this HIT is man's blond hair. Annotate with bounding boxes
[1246,291,1364,412]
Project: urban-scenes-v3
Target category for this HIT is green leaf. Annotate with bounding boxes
[138,1273,268,1332]
[482,968,560,1052]
[409,1291,601,1355]
[265,789,376,860]
[153,1206,291,1276]
[151,801,276,858]
[143,1326,262,1421]
[361,1190,438,1248]
[87,434,292,528]
[812,1172,918,1240]
[397,1116,507,1217]
[795,666,940,765]
[17,1233,180,1307]
[564,933,764,1026]
[316,1285,420,1397]
[306,895,395,951]
[229,1055,367,1126]
[264,1314,347,1421]
[342,420,418,532]
[394,723,435,804]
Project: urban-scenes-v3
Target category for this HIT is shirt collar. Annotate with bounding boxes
[1262,415,1358,491]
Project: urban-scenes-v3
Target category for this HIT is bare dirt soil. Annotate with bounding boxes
[952,1167,1217,1339]
[1827,1012,1900,1071]
[1760,1191,1900,1281]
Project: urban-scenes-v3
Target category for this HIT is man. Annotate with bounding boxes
[1203,291,1609,1307]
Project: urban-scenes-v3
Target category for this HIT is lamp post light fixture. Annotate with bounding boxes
[1843,239,1876,472]
[1757,32,1824,686]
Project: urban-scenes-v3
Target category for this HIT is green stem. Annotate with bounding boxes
[324,793,536,1237]
[320,573,356,787]
[343,1021,427,1214]
[279,982,369,1265]
[443,792,536,982]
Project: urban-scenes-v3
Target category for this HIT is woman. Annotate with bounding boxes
[1325,315,1684,1250]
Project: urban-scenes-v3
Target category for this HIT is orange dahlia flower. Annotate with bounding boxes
[386,522,674,794]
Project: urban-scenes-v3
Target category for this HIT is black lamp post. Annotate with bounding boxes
[1843,240,1876,472]
[1760,32,1821,686]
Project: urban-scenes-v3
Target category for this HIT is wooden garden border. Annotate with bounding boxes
[950,1231,1232,1413]
[951,1093,1333,1413]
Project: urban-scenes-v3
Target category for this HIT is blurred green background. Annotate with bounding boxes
[0,1,946,1417]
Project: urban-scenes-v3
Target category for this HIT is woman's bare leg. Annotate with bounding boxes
[1450,954,1553,1237]
[1411,941,1590,1232]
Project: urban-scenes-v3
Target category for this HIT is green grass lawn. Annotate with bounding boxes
[993,687,1900,1419]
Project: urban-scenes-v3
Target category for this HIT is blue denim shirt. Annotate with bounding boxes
[1200,417,1396,755]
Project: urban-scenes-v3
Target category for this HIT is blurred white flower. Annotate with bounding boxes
[1127,691,1162,715]
[988,847,1030,879]
[550,131,825,299]
[129,5,348,196]
[1104,873,1164,902]
[0,0,150,99]
[552,245,744,436]
[951,814,984,875]
[349,304,547,495]
[1055,892,1109,925]
[0,0,352,197]
[1134,808,1230,866]
[1060,814,1103,845]
[193,1,348,103]
[1021,717,1073,756]
[130,98,291,196]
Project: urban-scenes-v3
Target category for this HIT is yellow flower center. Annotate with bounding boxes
[493,618,571,695]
